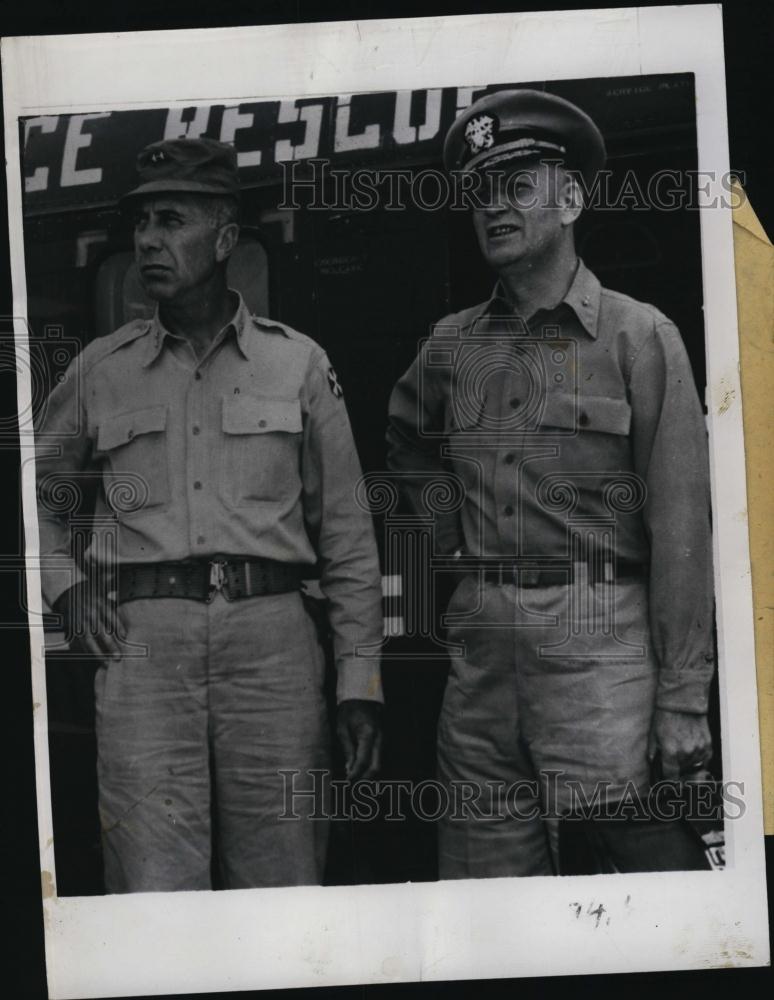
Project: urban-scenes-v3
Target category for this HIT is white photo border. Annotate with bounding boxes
[1,5,769,997]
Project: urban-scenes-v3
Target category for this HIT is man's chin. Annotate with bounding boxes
[138,278,176,301]
[482,244,526,271]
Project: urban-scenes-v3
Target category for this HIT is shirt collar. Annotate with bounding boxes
[480,258,601,339]
[561,259,601,338]
[142,290,253,367]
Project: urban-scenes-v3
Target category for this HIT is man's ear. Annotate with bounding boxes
[215,223,240,262]
[559,174,584,227]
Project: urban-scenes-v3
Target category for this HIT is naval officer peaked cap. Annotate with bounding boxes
[443,88,606,187]
[120,136,241,202]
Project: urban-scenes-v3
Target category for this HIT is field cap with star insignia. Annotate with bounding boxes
[120,137,241,203]
[443,88,606,187]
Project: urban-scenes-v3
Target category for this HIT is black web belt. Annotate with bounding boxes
[472,559,648,587]
[117,558,306,604]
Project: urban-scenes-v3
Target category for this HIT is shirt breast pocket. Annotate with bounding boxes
[221,395,303,506]
[96,405,170,515]
[539,390,632,437]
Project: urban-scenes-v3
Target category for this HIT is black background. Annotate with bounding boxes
[1,1,772,998]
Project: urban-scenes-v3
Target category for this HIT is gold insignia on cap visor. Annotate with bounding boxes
[469,137,568,172]
[442,89,606,185]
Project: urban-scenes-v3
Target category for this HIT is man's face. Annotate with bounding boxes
[133,195,224,303]
[471,161,573,271]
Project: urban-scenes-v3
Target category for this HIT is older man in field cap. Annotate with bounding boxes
[37,136,383,892]
[388,89,714,877]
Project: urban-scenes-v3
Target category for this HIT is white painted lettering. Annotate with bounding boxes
[220,106,262,168]
[61,113,110,188]
[23,116,58,193]
[393,90,442,144]
[164,107,211,140]
[334,95,380,153]
[456,87,477,112]
[274,100,323,162]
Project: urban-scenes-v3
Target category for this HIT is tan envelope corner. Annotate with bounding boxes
[732,178,774,833]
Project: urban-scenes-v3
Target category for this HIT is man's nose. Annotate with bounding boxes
[479,178,508,212]
[135,223,162,253]
[480,195,510,217]
[482,198,507,214]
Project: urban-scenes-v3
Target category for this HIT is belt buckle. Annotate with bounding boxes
[207,559,227,603]
[520,567,540,587]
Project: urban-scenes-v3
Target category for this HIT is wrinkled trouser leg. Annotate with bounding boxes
[437,577,554,878]
[209,591,330,888]
[437,575,665,879]
[95,596,211,893]
[96,591,329,893]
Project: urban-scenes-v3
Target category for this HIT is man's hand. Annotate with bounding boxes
[54,581,125,661]
[336,699,382,782]
[649,708,712,780]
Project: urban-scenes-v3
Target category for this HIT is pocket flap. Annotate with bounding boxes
[97,405,168,451]
[222,395,303,435]
[540,391,631,435]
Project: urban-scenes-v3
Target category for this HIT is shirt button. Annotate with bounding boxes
[196,535,206,545]
[504,453,515,464]
[258,419,267,428]
[578,412,589,427]
[192,425,200,435]
[503,505,514,516]
[509,397,520,409]
[194,371,202,381]
[193,481,202,490]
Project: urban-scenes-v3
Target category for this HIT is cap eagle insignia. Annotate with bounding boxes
[464,114,496,155]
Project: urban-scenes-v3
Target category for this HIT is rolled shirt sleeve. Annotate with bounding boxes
[300,350,384,704]
[629,320,715,713]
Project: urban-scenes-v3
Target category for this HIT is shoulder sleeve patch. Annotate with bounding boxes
[327,365,344,399]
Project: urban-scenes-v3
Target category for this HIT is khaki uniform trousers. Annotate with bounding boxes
[95,589,329,892]
[437,573,660,878]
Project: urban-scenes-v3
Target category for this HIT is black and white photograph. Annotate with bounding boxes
[1,4,770,996]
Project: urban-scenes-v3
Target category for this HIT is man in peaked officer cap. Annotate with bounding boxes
[388,89,714,876]
[443,87,606,187]
[37,136,384,892]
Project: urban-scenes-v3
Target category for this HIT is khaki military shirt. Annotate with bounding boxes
[36,293,383,703]
[387,260,714,714]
